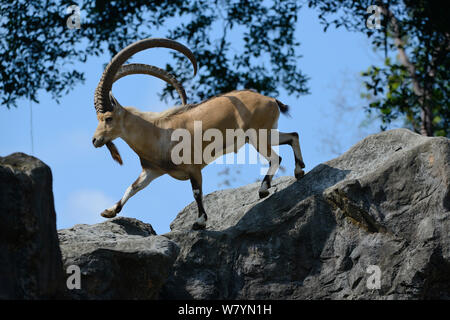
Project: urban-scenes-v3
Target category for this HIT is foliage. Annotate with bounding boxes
[308,0,450,136]
[0,0,308,108]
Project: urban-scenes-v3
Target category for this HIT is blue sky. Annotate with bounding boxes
[0,6,389,234]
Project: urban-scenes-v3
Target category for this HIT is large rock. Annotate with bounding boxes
[58,217,179,299]
[0,153,65,299]
[161,129,450,299]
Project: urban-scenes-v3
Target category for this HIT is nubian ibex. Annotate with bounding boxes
[92,38,305,230]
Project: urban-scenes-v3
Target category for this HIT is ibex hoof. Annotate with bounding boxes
[295,170,305,180]
[258,189,270,199]
[192,222,206,230]
[101,209,117,218]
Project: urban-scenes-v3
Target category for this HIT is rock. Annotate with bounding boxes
[170,176,296,231]
[4,129,447,300]
[0,153,65,299]
[161,129,450,299]
[58,217,179,299]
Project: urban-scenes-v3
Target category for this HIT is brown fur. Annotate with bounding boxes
[153,89,258,121]
[94,90,282,171]
[93,89,305,227]
[91,38,306,227]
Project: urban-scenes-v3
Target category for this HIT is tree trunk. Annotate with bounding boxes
[378,2,434,136]
[420,108,433,137]
[420,101,433,136]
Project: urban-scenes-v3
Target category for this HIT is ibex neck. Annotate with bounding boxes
[119,109,164,162]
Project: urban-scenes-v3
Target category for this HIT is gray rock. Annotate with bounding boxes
[5,128,447,300]
[58,217,179,299]
[161,129,450,299]
[170,176,296,231]
[0,153,65,299]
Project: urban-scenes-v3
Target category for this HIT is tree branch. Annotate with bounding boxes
[377,1,422,97]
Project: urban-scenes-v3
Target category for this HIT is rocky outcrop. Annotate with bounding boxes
[58,217,179,299]
[0,153,65,299]
[2,129,448,300]
[161,129,450,299]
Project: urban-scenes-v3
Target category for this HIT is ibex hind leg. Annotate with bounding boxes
[189,171,207,230]
[259,152,282,199]
[250,135,282,199]
[273,131,305,180]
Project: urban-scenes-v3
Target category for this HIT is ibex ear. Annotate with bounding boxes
[109,91,119,108]
[109,91,123,114]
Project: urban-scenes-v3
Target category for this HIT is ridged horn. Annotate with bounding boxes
[94,38,197,113]
[114,63,188,105]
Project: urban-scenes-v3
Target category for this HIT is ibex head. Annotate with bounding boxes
[92,92,124,148]
[92,38,197,164]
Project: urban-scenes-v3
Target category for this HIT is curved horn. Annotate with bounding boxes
[94,38,197,113]
[115,63,188,105]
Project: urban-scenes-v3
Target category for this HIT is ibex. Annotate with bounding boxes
[92,38,305,230]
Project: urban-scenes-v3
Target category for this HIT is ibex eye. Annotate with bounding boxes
[105,117,113,123]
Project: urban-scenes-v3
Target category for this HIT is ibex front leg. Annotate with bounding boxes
[101,169,161,218]
[189,170,207,230]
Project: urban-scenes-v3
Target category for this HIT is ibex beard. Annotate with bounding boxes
[92,38,305,231]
